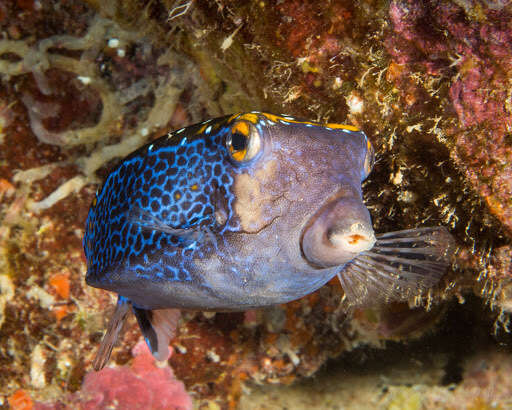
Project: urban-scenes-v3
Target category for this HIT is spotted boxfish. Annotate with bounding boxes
[84,112,455,370]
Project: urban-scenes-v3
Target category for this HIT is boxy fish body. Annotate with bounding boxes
[84,112,454,369]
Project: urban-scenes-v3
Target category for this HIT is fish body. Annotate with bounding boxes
[84,112,454,369]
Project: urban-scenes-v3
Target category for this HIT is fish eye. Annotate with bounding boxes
[226,121,262,163]
[231,132,247,152]
[363,136,375,178]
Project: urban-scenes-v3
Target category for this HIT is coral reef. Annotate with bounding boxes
[240,349,512,409]
[1,11,198,210]
[241,300,512,409]
[77,342,191,410]
[34,341,192,409]
[387,0,512,235]
[10,341,193,409]
[0,0,204,406]
[0,0,511,408]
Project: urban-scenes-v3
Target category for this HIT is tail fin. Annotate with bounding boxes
[338,227,456,306]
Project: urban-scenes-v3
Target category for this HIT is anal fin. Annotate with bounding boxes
[132,306,181,361]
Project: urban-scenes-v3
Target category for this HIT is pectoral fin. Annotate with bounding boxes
[338,227,456,306]
[92,296,130,371]
[128,206,212,245]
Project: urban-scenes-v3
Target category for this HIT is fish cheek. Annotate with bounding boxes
[232,159,283,232]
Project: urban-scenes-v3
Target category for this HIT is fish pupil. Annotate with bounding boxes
[231,132,247,152]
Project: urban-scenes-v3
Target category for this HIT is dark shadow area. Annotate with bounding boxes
[320,295,511,387]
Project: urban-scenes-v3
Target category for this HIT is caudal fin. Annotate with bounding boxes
[337,227,456,306]
[92,296,130,371]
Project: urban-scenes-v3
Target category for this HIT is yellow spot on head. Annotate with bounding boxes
[174,193,181,200]
[229,112,360,136]
[237,113,259,124]
[261,113,282,123]
[231,149,247,161]
[228,113,242,123]
[92,197,97,207]
[191,184,198,191]
[260,112,360,132]
[325,123,360,131]
[231,121,249,136]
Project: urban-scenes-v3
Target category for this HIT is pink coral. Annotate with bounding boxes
[79,342,192,410]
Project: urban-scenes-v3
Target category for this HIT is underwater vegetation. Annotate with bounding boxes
[0,0,510,408]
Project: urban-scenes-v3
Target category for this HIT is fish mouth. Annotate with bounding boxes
[301,191,375,268]
[328,222,376,255]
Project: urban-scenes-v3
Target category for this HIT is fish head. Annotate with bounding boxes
[84,111,379,310]
[224,113,376,271]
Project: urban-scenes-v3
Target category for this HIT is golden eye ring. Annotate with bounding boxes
[226,121,262,163]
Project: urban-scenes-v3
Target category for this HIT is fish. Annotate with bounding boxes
[83,112,455,370]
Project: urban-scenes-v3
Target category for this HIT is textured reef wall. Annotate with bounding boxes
[0,0,511,409]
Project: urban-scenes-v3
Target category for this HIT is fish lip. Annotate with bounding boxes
[300,185,374,268]
[327,223,376,254]
[299,193,358,269]
[300,233,365,269]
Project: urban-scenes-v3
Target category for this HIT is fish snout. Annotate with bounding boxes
[302,195,375,268]
[328,222,376,254]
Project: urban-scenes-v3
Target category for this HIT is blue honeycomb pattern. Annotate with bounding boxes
[84,115,238,285]
[83,112,369,291]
